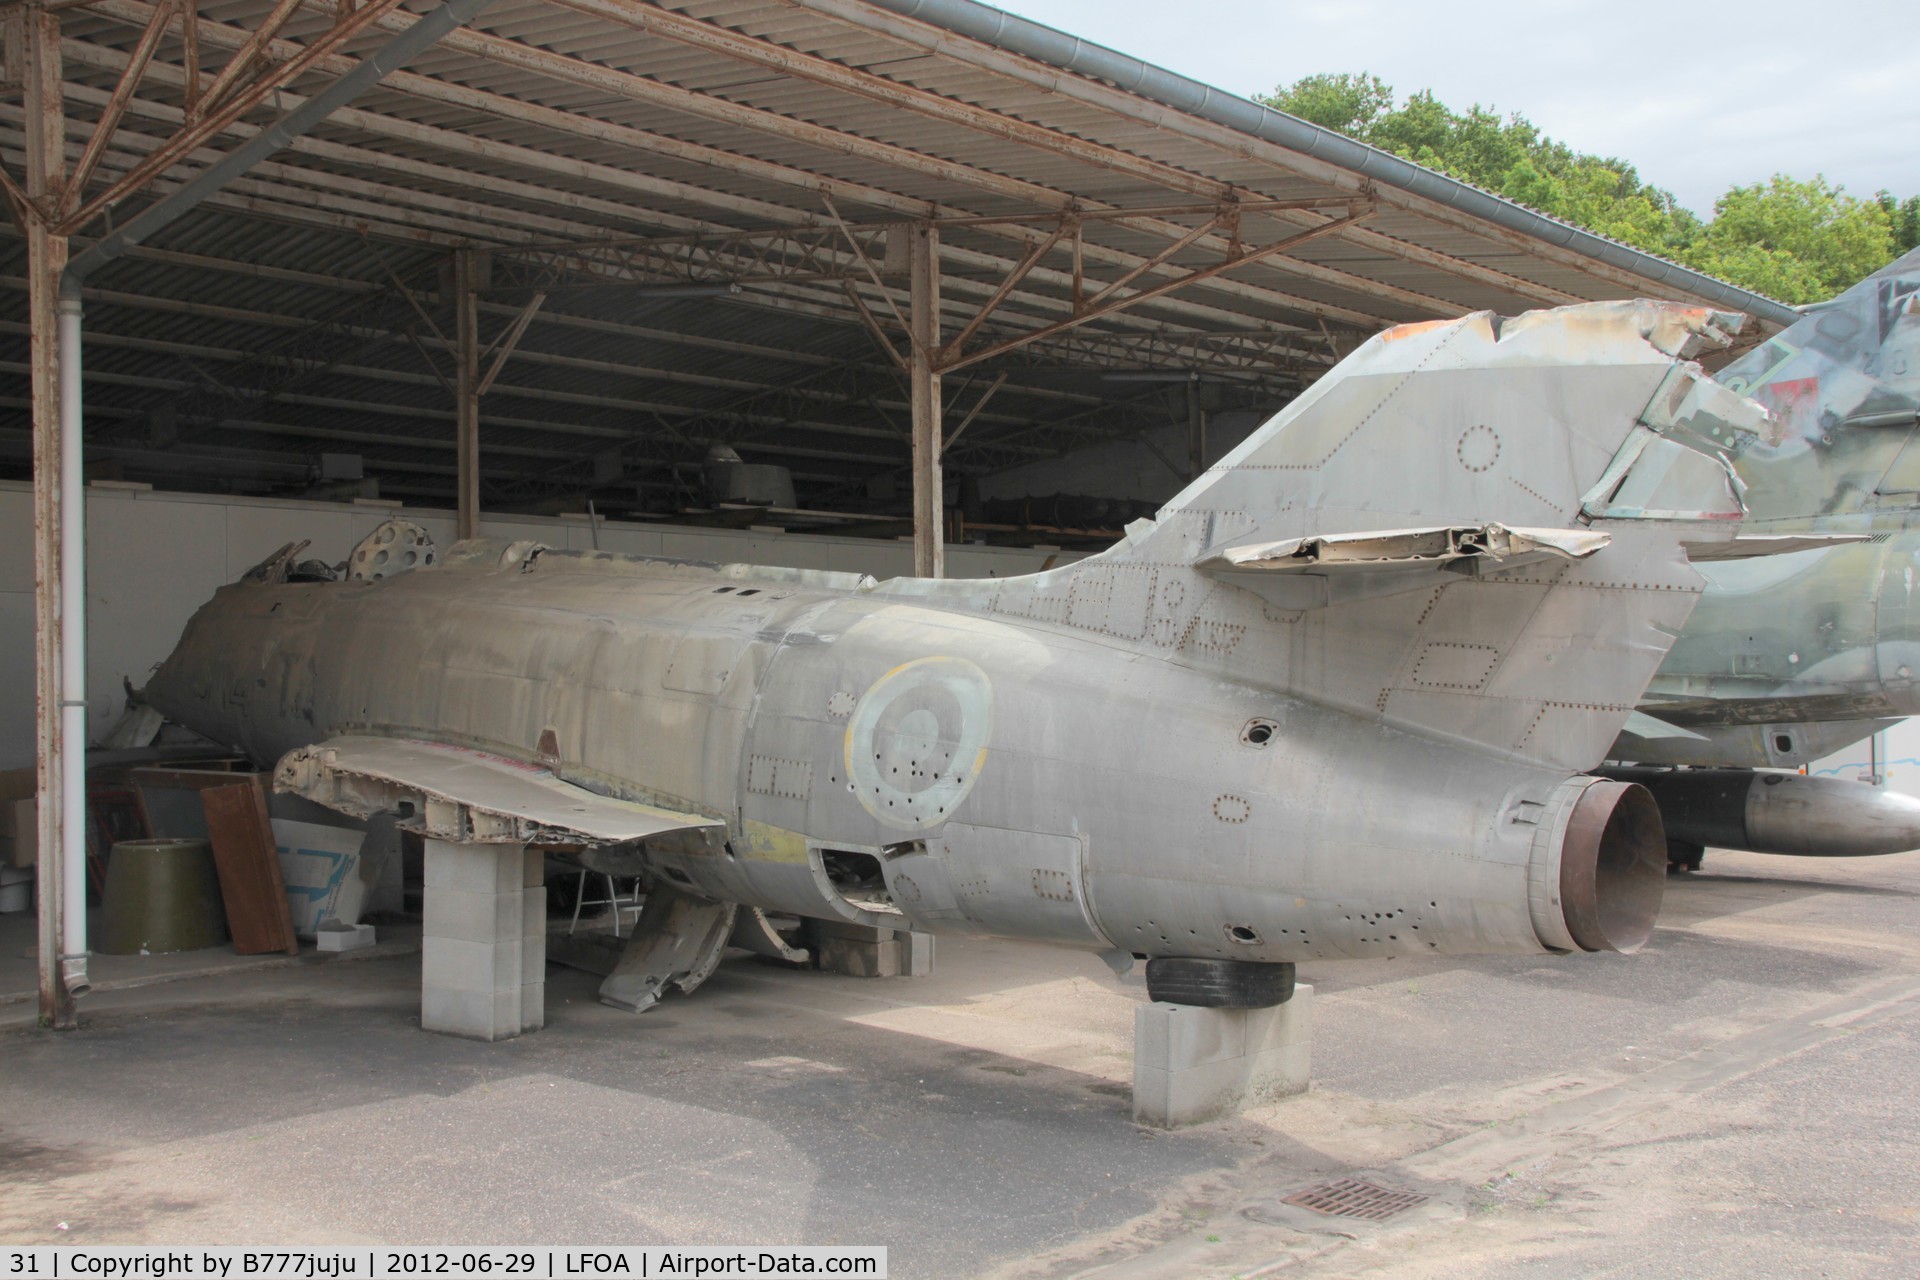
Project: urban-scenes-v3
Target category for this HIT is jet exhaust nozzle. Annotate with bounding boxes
[1605,768,1920,858]
[1557,780,1666,953]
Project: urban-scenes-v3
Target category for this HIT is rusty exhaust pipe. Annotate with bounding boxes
[1559,780,1666,953]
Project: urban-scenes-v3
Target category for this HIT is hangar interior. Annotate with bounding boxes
[0,0,1793,1026]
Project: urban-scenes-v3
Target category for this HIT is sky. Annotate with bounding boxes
[996,0,1920,218]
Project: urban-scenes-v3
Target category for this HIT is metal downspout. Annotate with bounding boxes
[858,0,1799,328]
[49,0,502,994]
[55,296,86,997]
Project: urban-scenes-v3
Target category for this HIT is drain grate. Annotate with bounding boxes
[1282,1177,1429,1221]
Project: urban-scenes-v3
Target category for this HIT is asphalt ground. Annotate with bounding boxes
[2,847,1916,1278]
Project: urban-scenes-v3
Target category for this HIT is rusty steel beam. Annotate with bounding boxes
[293,0,1424,328]
[51,41,1333,351]
[475,290,543,398]
[552,0,1236,202]
[453,248,479,540]
[0,275,1066,439]
[538,0,1523,315]
[59,38,751,232]
[939,370,1005,457]
[785,0,1716,311]
[942,211,1372,373]
[0,354,923,466]
[63,10,1366,339]
[20,3,73,1029]
[488,223,882,295]
[54,0,417,234]
[501,198,1361,251]
[51,82,674,244]
[908,222,942,578]
[1003,327,1331,377]
[192,0,306,115]
[64,0,172,200]
[940,221,1067,361]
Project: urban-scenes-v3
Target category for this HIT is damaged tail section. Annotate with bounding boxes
[982,301,1769,772]
[1720,244,1920,525]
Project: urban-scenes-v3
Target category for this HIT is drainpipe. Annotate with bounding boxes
[51,0,501,994]
[56,295,86,997]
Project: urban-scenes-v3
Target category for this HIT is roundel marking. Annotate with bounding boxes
[844,655,993,830]
[1456,424,1501,474]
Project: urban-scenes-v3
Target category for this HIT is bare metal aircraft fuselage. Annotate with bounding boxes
[147,300,1769,1006]
[148,541,1637,968]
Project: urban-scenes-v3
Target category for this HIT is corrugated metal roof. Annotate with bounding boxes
[1,0,1792,517]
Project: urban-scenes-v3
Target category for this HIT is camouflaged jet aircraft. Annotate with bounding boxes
[1607,248,1920,868]
[146,300,1764,1015]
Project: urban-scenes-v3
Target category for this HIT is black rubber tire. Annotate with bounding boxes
[1667,840,1705,873]
[1146,957,1296,1008]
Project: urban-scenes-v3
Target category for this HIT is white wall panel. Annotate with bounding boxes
[0,594,33,770]
[0,482,1079,769]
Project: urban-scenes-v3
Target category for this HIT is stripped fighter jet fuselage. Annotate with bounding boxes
[146,301,1757,1011]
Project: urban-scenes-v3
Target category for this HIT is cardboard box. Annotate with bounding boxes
[0,863,32,912]
[0,768,36,868]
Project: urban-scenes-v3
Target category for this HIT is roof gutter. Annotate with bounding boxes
[860,0,1799,328]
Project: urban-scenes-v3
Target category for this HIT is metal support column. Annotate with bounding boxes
[1186,375,1206,482]
[454,248,480,540]
[908,223,942,578]
[23,6,74,1027]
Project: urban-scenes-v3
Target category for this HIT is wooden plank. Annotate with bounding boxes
[133,764,258,842]
[85,782,150,900]
[201,778,299,956]
[128,763,253,791]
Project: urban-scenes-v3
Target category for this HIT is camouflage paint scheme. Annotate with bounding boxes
[1626,248,1920,769]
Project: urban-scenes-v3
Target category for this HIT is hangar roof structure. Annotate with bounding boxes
[3,0,1796,535]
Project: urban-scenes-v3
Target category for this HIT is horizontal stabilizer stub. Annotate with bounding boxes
[1199,523,1611,574]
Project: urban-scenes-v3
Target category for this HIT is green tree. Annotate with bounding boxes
[1264,72,1393,137]
[1686,176,1895,303]
[1258,73,1910,303]
[1880,192,1920,255]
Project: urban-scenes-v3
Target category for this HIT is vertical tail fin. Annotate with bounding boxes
[986,301,1767,770]
[1721,246,1920,522]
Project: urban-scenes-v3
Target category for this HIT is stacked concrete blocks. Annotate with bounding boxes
[1132,983,1313,1128]
[811,920,899,977]
[421,839,546,1040]
[806,919,936,978]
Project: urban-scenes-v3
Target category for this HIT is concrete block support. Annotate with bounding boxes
[421,839,545,1040]
[898,930,935,977]
[804,919,936,979]
[521,852,545,1033]
[811,920,900,978]
[1132,984,1313,1128]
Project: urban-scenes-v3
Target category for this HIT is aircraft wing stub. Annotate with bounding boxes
[1619,709,1708,743]
[275,735,726,849]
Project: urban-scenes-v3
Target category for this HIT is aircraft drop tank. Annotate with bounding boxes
[1602,767,1920,858]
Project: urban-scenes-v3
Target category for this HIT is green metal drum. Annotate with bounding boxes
[99,838,229,955]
